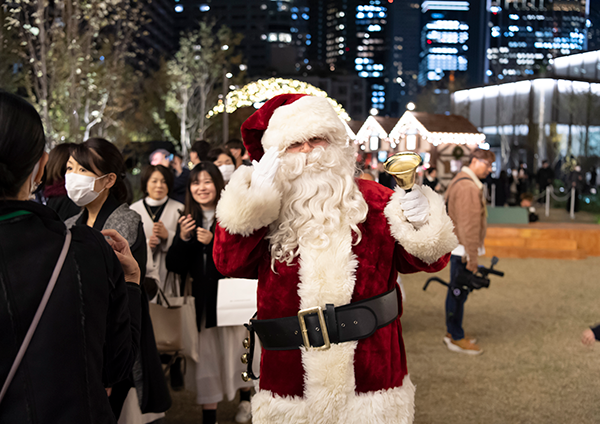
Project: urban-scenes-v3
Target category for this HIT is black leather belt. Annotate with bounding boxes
[240,287,400,381]
[251,287,399,351]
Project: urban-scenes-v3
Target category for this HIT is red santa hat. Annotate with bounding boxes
[240,93,348,161]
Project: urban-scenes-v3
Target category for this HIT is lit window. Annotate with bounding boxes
[279,33,292,43]
[406,134,417,150]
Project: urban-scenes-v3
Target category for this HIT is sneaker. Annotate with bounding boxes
[445,333,477,344]
[443,336,483,355]
[235,400,252,423]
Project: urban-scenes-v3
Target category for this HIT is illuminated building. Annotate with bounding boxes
[452,76,600,170]
[173,0,310,77]
[386,1,421,115]
[588,1,600,51]
[135,0,178,68]
[349,112,486,182]
[486,0,590,84]
[552,49,600,81]
[418,1,488,87]
[306,0,390,115]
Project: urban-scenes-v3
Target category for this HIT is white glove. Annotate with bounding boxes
[396,185,430,229]
[251,147,280,190]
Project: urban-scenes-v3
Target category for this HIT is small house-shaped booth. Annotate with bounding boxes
[389,111,486,185]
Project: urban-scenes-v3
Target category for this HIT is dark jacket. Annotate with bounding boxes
[166,215,222,330]
[64,194,170,416]
[536,167,555,189]
[171,167,190,205]
[43,179,81,221]
[0,200,141,423]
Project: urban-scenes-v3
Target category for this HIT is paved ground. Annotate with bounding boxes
[164,256,600,423]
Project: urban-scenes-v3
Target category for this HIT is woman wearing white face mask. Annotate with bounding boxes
[207,147,236,184]
[64,139,147,278]
[64,138,171,421]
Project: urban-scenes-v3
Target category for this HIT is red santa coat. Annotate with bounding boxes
[214,166,457,424]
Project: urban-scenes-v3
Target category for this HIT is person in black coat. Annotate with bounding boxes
[536,160,555,192]
[166,163,224,335]
[166,162,253,424]
[64,138,170,419]
[494,170,510,207]
[0,90,142,424]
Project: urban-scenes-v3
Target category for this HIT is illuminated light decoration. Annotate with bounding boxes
[388,112,485,147]
[356,116,387,146]
[199,4,210,12]
[174,5,183,12]
[422,1,469,12]
[207,78,350,122]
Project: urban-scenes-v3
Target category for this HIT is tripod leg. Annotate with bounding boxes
[423,277,450,291]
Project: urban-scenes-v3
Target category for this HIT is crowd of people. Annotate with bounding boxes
[0,90,262,424]
[3,88,600,424]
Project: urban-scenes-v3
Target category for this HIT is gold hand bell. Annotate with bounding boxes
[383,152,422,191]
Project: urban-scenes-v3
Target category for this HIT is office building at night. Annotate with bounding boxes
[418,1,488,87]
[486,0,590,84]
[172,0,310,77]
[385,1,421,116]
[140,0,179,67]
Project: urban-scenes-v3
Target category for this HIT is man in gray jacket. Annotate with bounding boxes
[443,148,495,355]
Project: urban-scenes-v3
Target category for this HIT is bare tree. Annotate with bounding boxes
[4,0,146,144]
[164,20,243,157]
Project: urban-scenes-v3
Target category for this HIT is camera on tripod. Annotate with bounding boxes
[423,256,504,297]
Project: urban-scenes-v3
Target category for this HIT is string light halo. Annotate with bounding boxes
[207,78,351,121]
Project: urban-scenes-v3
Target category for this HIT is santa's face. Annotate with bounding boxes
[268,141,369,265]
[286,137,329,154]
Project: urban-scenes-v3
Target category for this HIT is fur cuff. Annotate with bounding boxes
[216,165,281,236]
[384,185,458,265]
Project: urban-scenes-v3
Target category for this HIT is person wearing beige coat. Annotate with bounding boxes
[443,148,495,355]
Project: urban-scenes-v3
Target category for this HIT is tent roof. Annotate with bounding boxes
[410,112,480,134]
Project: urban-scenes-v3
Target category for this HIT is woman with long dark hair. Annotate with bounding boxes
[0,91,142,423]
[166,162,253,424]
[64,138,170,421]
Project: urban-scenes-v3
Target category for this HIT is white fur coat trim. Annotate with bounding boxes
[251,213,415,423]
[384,185,458,265]
[216,165,281,236]
[252,375,416,424]
[262,96,348,152]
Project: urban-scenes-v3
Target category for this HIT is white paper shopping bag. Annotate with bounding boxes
[216,278,258,327]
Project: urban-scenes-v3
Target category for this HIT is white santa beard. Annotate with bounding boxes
[268,145,368,266]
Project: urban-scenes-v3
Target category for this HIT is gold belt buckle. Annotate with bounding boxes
[297,306,331,351]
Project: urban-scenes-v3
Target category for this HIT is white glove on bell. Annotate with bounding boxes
[396,185,430,229]
[251,146,281,190]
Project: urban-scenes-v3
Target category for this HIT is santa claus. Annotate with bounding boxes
[213,93,457,424]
